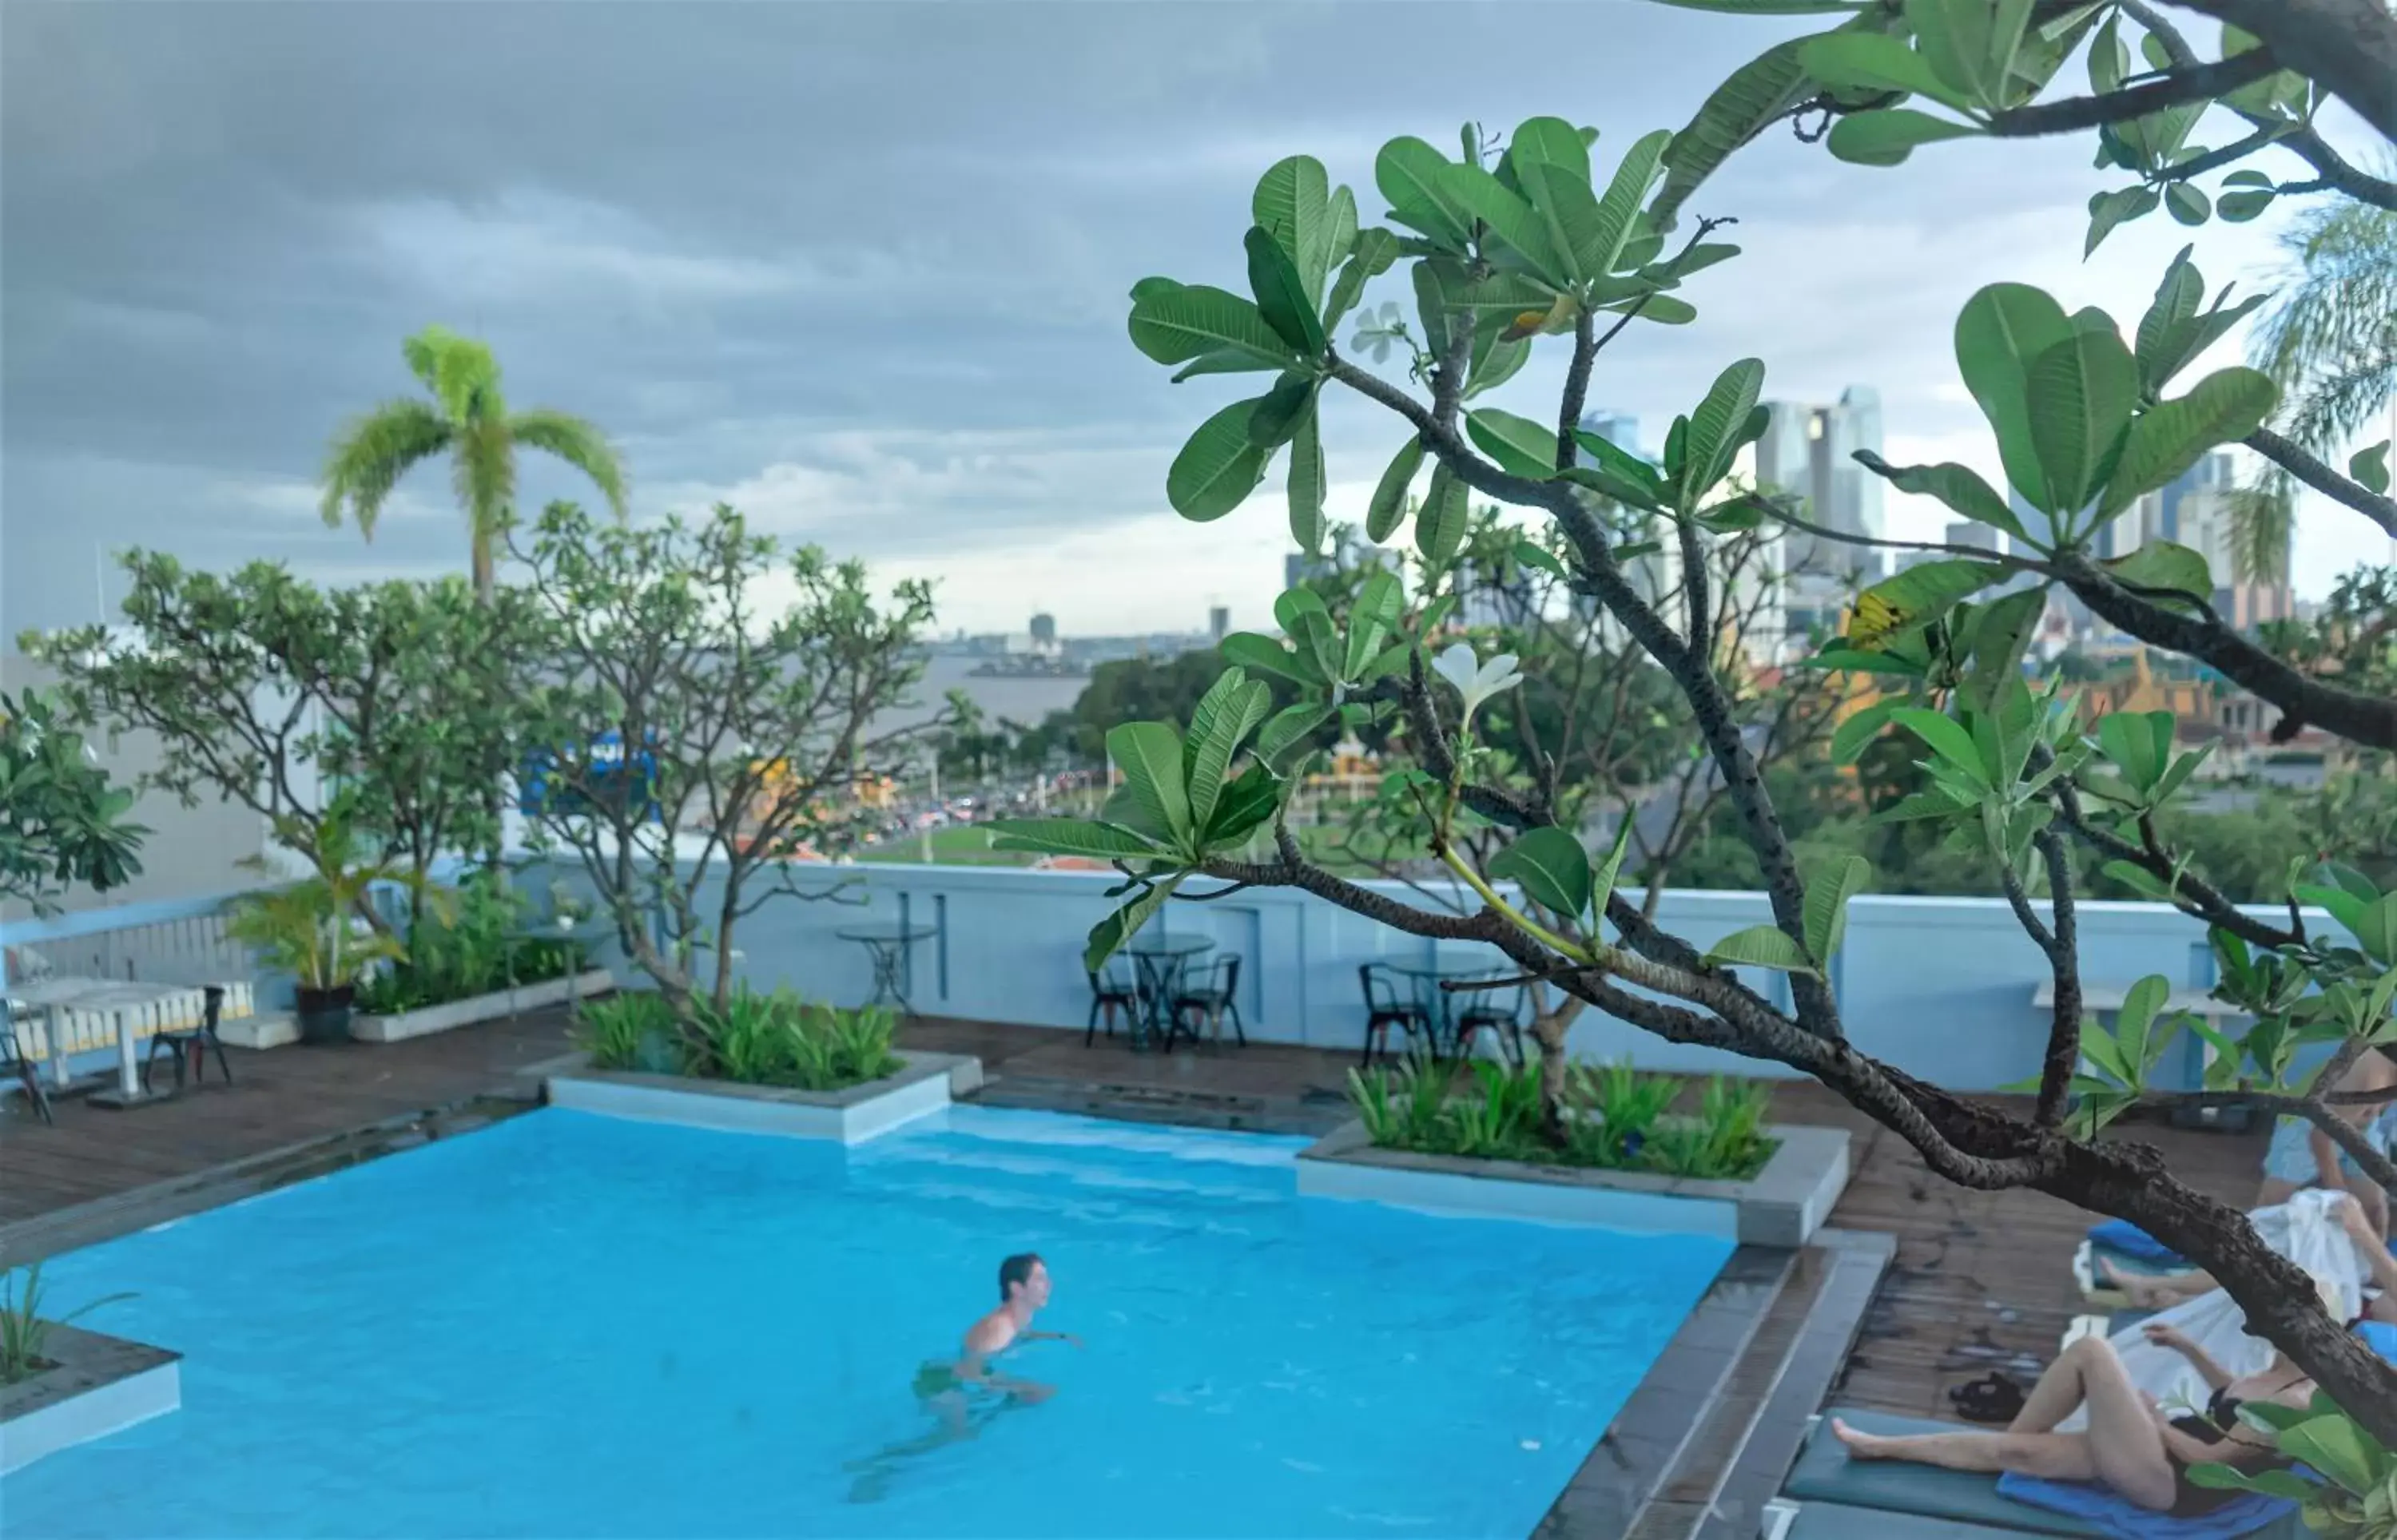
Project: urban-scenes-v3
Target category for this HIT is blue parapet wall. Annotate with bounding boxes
[3,859,2326,1095]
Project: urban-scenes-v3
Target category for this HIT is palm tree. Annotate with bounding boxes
[320,326,628,600]
[2231,185,2397,585]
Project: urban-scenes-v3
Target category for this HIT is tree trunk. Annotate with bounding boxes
[1532,990,1584,1148]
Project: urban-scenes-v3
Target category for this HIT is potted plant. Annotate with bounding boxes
[225,879,401,1042]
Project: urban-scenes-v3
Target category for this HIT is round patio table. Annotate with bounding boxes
[1381,960,1514,1058]
[836,925,939,1018]
[1119,936,1214,1054]
[506,919,615,1020]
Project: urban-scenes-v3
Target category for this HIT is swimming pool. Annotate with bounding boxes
[4,1105,1731,1538]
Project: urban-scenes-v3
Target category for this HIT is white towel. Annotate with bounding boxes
[2061,1189,2364,1429]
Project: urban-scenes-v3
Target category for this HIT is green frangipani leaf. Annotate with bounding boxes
[1797,32,1974,111]
[2164,182,2210,227]
[2099,541,2213,605]
[1244,226,1327,358]
[1589,816,1638,920]
[1246,372,1316,450]
[1827,107,1980,165]
[1417,463,1470,572]
[1853,452,2033,546]
[1465,314,1533,399]
[1507,115,1592,190]
[1365,437,1426,543]
[2024,324,2137,520]
[1376,136,1473,248]
[1205,762,1282,851]
[2085,186,2160,256]
[1220,631,1318,685]
[1831,699,1900,764]
[1287,411,1326,555]
[1465,408,1558,480]
[1107,720,1191,848]
[1274,586,1346,683]
[1441,162,1571,289]
[988,818,1167,860]
[2096,709,2173,794]
[1345,572,1405,681]
[1803,855,1870,966]
[1682,356,1766,509]
[1085,875,1184,974]
[1253,156,1334,307]
[2351,439,2392,497]
[1906,0,2031,110]
[1184,667,1273,835]
[1255,701,1332,772]
[2098,367,2277,518]
[1703,923,1817,975]
[1513,540,1568,579]
[1891,706,1987,784]
[1962,586,2047,713]
[1128,283,1301,372]
[1489,827,1594,921]
[1655,34,1816,229]
[1583,129,1672,276]
[1955,283,2075,515]
[1166,396,1276,522]
[1322,228,1401,332]
[1846,560,2008,649]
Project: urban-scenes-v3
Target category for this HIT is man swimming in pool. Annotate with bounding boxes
[913,1252,1079,1415]
[849,1253,1080,1502]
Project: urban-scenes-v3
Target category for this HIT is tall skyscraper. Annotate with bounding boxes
[1577,409,1640,454]
[1753,387,1885,582]
[1208,605,1230,643]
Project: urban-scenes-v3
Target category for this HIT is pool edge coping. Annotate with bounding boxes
[0,1323,185,1477]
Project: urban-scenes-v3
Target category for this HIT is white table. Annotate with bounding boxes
[5,975,187,1103]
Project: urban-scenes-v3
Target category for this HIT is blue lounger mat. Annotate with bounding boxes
[1998,1473,2296,1540]
[2088,1220,2188,1269]
[1784,1411,2306,1539]
[1785,1411,2106,1537]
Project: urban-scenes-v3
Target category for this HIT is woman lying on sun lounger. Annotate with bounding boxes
[1831,1278,2343,1518]
[2097,1189,2397,1315]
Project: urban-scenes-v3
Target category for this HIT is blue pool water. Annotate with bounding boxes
[4,1105,1731,1538]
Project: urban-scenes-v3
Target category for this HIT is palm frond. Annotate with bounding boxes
[2253,196,2397,418]
[402,323,505,427]
[2284,329,2397,454]
[2221,480,2295,587]
[320,399,453,538]
[511,407,630,519]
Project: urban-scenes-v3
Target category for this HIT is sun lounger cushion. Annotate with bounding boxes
[1785,1410,2107,1536]
[2088,1220,2188,1269]
[1787,1501,2038,1538]
[2093,1243,2188,1278]
[1996,1473,2296,1540]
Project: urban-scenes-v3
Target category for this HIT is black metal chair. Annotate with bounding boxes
[2,1002,53,1125]
[1085,962,1139,1046]
[143,985,234,1093]
[1170,955,1245,1049]
[1358,963,1433,1068]
[1453,978,1528,1066]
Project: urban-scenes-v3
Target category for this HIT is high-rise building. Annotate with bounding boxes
[1028,612,1058,649]
[2013,451,2289,635]
[1945,520,2005,555]
[1577,410,1640,454]
[1208,605,1230,643]
[1753,387,1885,582]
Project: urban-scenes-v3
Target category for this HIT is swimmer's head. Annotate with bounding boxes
[999,1252,1050,1308]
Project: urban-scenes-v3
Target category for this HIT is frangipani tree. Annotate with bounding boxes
[321,326,628,601]
[996,0,2397,1439]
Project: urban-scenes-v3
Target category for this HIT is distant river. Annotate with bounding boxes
[869,654,1091,734]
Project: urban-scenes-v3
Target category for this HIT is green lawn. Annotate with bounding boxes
[853,824,1038,866]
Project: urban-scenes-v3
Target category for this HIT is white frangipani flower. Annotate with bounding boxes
[1431,642,1522,728]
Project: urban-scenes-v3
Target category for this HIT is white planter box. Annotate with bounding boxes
[352,969,615,1044]
[0,1325,181,1476]
[1295,1121,1852,1245]
[545,1051,977,1145]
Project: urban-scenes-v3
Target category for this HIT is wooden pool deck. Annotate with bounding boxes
[0,1007,2271,1423]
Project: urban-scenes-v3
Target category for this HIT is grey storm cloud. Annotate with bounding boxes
[2,0,2219,637]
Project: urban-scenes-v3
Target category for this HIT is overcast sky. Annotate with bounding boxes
[4,2,2387,642]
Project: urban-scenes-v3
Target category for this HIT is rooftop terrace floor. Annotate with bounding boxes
[0,1008,2271,1424]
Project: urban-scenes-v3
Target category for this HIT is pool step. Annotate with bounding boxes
[1614,1228,1894,1540]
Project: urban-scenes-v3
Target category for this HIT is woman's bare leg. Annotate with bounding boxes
[1830,1422,2097,1482]
[2043,1337,2180,1510]
[2096,1256,2212,1309]
[1831,1339,2179,1512]
[2254,1176,2302,1210]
